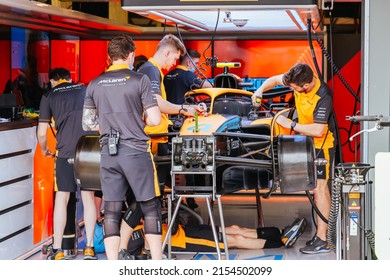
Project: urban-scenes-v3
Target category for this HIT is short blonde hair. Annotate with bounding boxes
[157,34,186,55]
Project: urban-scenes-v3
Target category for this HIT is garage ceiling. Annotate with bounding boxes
[0,0,361,38]
[122,0,322,33]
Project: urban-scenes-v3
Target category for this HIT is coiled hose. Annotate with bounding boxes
[327,175,343,251]
[327,168,378,259]
[365,229,377,260]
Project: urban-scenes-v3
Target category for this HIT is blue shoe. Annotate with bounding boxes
[299,236,330,254]
[281,218,307,248]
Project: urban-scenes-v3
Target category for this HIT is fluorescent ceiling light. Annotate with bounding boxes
[287,9,308,30]
[174,10,308,31]
[122,1,321,33]
[149,11,208,31]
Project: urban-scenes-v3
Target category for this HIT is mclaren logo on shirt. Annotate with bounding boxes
[166,73,179,78]
[98,76,130,86]
[53,84,81,93]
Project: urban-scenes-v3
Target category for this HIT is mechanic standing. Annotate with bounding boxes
[252,63,335,254]
[164,48,212,104]
[163,48,212,209]
[116,35,203,258]
[138,34,199,184]
[82,34,163,260]
[37,68,98,260]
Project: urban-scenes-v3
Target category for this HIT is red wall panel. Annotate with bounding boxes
[80,40,108,85]
[330,51,361,163]
[0,40,11,93]
[212,40,323,78]
[133,40,159,59]
[51,40,80,82]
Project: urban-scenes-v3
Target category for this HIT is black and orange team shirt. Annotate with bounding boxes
[39,82,94,158]
[84,64,158,152]
[292,78,335,149]
[138,58,169,142]
[164,65,203,104]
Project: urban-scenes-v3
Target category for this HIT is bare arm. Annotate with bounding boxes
[82,108,100,131]
[155,94,199,117]
[37,122,54,157]
[145,106,162,126]
[252,74,284,105]
[276,115,326,137]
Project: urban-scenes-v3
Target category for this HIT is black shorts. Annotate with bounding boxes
[182,225,224,252]
[315,147,335,180]
[94,191,103,198]
[151,142,171,185]
[55,157,77,192]
[100,144,160,202]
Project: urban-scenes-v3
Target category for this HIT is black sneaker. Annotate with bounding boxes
[281,218,307,248]
[46,249,65,260]
[140,248,168,260]
[299,236,330,254]
[118,249,135,260]
[140,248,151,259]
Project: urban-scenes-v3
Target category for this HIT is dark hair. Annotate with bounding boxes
[108,34,136,61]
[134,55,148,71]
[157,34,186,55]
[180,49,200,64]
[49,68,71,81]
[282,63,314,87]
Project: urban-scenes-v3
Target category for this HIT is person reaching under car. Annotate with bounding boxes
[119,215,307,259]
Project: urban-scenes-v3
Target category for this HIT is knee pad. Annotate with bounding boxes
[257,227,281,241]
[123,202,143,229]
[102,201,122,239]
[140,197,162,235]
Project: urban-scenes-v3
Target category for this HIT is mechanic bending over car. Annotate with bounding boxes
[252,63,336,254]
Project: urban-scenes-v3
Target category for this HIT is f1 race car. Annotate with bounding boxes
[74,87,317,199]
[169,87,316,197]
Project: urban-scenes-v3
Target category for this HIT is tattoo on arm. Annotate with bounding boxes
[82,108,99,131]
